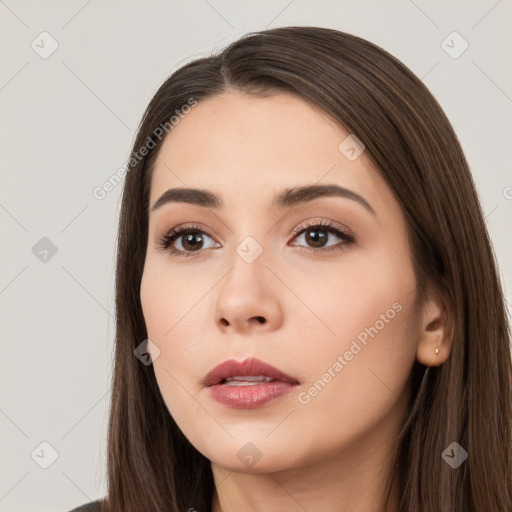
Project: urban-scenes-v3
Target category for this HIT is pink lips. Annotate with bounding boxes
[203,357,299,409]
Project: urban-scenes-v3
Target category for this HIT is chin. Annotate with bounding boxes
[205,440,303,475]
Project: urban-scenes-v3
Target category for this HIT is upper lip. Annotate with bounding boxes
[203,357,299,386]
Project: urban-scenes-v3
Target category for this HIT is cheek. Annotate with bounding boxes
[285,244,416,350]
[139,259,212,415]
[140,257,207,343]
[296,300,418,435]
[291,253,419,440]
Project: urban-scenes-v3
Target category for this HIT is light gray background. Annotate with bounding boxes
[1,1,511,511]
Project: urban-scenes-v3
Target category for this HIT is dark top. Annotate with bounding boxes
[67,499,103,512]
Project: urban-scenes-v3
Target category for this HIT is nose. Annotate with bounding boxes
[214,253,283,335]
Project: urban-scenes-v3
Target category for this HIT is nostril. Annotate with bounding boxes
[255,316,265,324]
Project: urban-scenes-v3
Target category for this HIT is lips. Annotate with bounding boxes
[203,357,300,409]
[203,357,299,387]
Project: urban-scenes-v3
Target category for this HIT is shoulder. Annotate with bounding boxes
[67,499,103,512]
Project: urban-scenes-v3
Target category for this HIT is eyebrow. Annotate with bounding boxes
[150,184,375,215]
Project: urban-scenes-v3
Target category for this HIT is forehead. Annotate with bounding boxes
[148,90,391,215]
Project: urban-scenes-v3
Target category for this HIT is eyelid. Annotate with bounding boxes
[290,217,354,239]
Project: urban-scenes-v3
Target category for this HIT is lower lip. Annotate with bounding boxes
[207,381,297,409]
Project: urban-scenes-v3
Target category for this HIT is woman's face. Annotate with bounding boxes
[140,90,422,474]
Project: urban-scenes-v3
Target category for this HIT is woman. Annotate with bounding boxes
[70,26,512,511]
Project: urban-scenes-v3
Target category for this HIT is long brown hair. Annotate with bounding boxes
[102,26,512,511]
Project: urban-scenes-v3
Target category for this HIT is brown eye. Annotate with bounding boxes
[290,220,354,253]
[158,224,219,257]
[302,227,330,248]
[177,231,206,252]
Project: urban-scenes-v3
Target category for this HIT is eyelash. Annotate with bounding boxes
[156,219,355,258]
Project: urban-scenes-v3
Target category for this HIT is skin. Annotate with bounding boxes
[140,90,452,512]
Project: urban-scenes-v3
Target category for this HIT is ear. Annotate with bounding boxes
[416,293,454,367]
